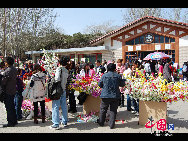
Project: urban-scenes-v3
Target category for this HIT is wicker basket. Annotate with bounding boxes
[139,100,167,126]
[83,95,101,116]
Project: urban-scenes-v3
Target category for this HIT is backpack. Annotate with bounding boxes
[47,68,63,100]
[183,65,187,73]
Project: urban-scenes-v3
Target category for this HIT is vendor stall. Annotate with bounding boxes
[70,73,102,115]
[124,69,188,126]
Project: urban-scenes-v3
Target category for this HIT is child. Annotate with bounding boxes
[14,68,24,120]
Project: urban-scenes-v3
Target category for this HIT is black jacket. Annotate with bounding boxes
[1,66,18,95]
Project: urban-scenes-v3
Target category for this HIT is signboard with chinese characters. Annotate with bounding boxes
[155,44,161,50]
[165,44,171,50]
[136,45,141,51]
[128,46,133,51]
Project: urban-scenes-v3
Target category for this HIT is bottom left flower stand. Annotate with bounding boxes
[83,95,101,116]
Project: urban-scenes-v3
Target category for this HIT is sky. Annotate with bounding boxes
[53,8,124,35]
[53,8,188,36]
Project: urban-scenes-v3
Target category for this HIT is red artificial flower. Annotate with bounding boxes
[41,66,45,71]
[179,94,184,100]
[45,97,52,102]
[173,97,177,101]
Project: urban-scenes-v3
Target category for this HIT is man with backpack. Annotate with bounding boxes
[50,57,69,130]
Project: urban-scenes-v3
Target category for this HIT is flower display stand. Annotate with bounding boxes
[139,100,167,126]
[83,95,101,116]
[45,101,52,111]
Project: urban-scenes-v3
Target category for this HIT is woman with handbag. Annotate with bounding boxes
[29,64,46,124]
[50,57,69,130]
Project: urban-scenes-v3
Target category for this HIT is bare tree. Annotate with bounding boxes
[0,8,57,58]
[121,8,187,25]
[121,8,162,24]
[84,20,120,39]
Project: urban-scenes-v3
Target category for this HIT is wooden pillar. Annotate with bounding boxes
[122,46,125,64]
[175,37,179,64]
[122,36,126,64]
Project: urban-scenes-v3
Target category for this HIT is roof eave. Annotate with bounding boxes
[90,16,188,46]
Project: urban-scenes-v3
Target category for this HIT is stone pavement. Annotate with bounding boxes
[0,92,188,133]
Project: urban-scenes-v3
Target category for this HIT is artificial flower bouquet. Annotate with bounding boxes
[38,49,59,79]
[75,112,99,123]
[70,73,102,97]
[124,69,188,103]
[22,99,51,120]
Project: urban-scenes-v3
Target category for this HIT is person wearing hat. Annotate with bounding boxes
[97,63,126,129]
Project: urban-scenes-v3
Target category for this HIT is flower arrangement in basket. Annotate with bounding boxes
[22,99,34,118]
[22,99,51,120]
[70,73,102,97]
[38,49,59,79]
[124,69,188,103]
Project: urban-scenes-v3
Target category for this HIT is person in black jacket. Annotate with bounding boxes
[0,74,4,103]
[1,57,18,127]
[0,61,5,103]
[67,60,77,113]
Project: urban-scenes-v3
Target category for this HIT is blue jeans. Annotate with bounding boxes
[132,98,139,113]
[127,94,132,111]
[52,91,68,125]
[14,92,23,120]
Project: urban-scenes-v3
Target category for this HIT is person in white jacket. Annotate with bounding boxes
[50,57,69,130]
[144,60,151,80]
[123,64,132,111]
[29,64,46,124]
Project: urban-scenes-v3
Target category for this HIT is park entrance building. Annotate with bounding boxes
[26,16,188,68]
[90,16,188,67]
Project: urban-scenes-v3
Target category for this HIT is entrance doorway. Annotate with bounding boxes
[125,50,175,63]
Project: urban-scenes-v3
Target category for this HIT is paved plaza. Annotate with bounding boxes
[0,92,188,133]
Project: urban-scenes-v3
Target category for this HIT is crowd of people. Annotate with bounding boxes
[0,55,182,129]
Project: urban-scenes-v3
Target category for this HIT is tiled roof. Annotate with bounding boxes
[90,16,188,45]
